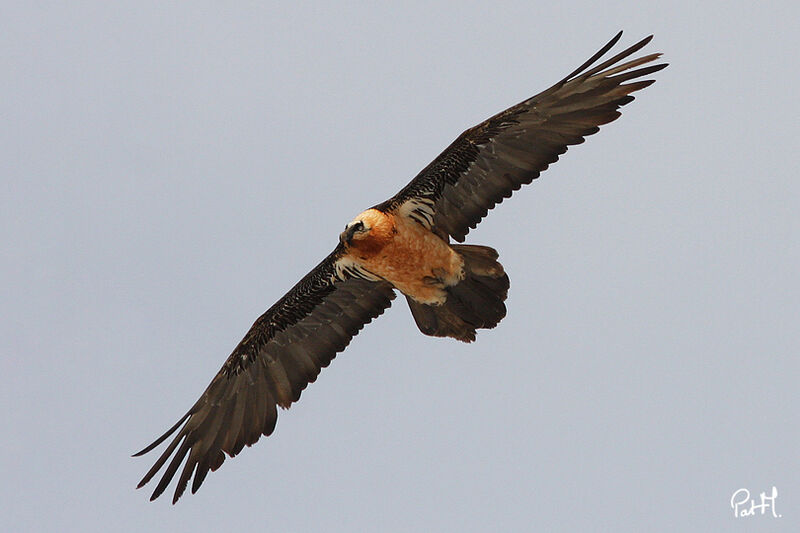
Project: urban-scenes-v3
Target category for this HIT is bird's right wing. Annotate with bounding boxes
[134,245,395,503]
[381,32,666,242]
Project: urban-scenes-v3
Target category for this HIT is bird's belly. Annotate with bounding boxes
[360,223,464,305]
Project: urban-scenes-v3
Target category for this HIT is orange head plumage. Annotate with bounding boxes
[340,209,396,257]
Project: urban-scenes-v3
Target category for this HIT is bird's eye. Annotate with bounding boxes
[355,221,364,230]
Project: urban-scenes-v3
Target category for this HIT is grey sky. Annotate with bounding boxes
[3,1,799,531]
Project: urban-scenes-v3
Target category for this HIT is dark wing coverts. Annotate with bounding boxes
[382,32,666,241]
[135,246,395,503]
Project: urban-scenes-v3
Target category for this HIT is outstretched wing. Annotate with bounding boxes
[134,245,395,503]
[380,32,667,241]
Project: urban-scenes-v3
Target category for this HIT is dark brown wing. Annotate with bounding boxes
[134,245,395,503]
[379,32,667,241]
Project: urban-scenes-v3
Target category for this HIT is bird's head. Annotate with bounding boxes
[340,219,369,246]
[339,209,395,252]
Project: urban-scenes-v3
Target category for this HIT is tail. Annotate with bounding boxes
[406,244,510,342]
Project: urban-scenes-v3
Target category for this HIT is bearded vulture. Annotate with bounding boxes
[135,32,666,503]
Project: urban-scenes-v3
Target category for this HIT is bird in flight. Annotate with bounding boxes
[135,32,666,503]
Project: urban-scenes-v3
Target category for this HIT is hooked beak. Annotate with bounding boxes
[340,225,357,246]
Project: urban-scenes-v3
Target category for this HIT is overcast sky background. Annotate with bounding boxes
[3,1,799,531]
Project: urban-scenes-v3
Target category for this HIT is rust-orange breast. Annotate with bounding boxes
[346,209,464,304]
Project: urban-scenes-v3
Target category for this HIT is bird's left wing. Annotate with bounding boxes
[378,32,666,241]
[134,245,395,503]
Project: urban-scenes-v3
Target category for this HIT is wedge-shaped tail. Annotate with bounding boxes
[407,244,510,342]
